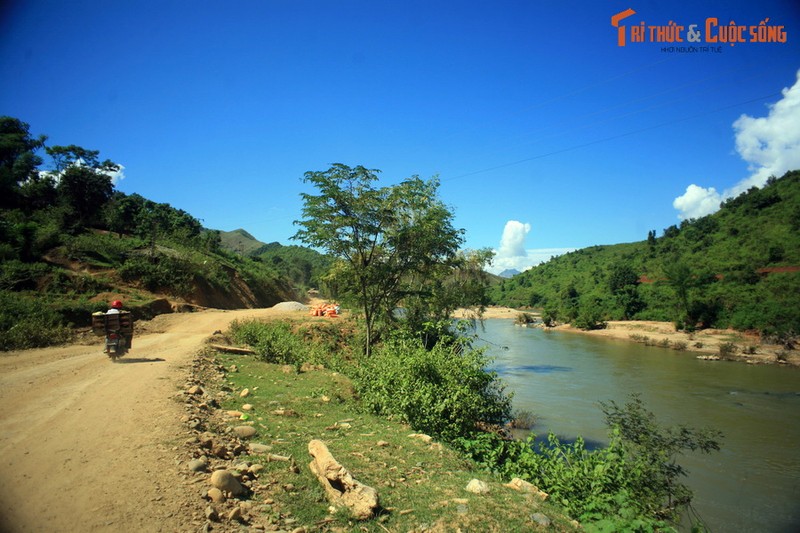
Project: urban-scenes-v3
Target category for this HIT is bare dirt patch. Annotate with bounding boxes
[0,306,309,532]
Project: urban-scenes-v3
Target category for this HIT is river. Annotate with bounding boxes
[477,319,800,533]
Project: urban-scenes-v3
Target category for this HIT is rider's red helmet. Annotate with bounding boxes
[111,300,123,309]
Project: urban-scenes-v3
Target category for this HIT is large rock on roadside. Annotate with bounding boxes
[209,470,244,496]
[233,426,257,439]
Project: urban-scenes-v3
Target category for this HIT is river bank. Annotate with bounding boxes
[553,320,800,366]
[453,307,800,367]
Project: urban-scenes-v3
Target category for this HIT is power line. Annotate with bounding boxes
[442,91,782,182]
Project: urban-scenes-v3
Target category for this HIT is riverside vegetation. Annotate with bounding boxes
[215,164,723,531]
[224,317,722,532]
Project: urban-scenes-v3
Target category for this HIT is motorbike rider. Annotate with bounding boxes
[107,300,123,314]
[103,300,128,354]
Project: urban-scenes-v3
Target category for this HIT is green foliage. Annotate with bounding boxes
[491,170,800,335]
[253,241,333,290]
[0,116,47,209]
[352,337,512,442]
[0,291,73,350]
[229,319,308,365]
[456,395,721,530]
[118,255,195,296]
[294,164,476,355]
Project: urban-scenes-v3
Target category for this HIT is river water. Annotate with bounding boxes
[476,319,800,533]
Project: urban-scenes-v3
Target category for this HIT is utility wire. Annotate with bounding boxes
[442,91,782,182]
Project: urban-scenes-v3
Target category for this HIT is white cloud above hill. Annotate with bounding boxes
[488,220,573,274]
[673,70,800,220]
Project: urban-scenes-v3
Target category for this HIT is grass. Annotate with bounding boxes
[213,351,578,532]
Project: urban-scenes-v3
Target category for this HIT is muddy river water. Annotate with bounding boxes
[478,319,800,532]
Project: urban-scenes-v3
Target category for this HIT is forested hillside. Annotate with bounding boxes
[0,117,300,349]
[491,170,800,336]
[219,230,332,291]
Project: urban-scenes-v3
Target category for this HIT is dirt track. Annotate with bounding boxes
[0,307,292,533]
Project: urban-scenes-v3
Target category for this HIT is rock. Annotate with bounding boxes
[212,444,229,458]
[376,441,389,447]
[226,410,243,418]
[242,404,253,411]
[207,487,226,503]
[465,479,489,494]
[504,477,549,501]
[188,385,204,395]
[249,443,272,454]
[227,507,242,521]
[205,505,219,521]
[240,388,250,398]
[209,470,245,496]
[408,433,433,444]
[271,408,298,417]
[233,426,257,439]
[249,464,264,475]
[531,513,551,527]
[188,458,208,472]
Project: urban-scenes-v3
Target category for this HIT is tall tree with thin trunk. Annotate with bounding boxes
[294,164,464,356]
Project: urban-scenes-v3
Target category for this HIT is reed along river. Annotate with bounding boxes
[477,319,800,533]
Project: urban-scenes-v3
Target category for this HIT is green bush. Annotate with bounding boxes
[229,319,310,366]
[353,338,512,442]
[118,255,193,296]
[456,395,721,530]
[0,291,73,350]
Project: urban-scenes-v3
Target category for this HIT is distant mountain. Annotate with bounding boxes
[498,269,520,278]
[219,229,266,256]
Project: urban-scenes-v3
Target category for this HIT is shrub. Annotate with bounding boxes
[509,409,536,430]
[118,255,194,296]
[353,338,512,442]
[0,291,73,350]
[457,395,722,529]
[719,342,739,358]
[229,319,308,366]
[672,341,688,351]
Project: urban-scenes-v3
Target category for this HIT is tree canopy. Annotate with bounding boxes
[294,163,487,354]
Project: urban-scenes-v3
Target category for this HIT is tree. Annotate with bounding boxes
[45,145,119,231]
[294,164,465,355]
[0,117,47,209]
[608,263,643,319]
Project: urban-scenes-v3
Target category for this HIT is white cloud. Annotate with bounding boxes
[672,184,722,220]
[38,161,126,185]
[673,69,800,219]
[105,164,126,185]
[498,220,531,258]
[488,220,572,274]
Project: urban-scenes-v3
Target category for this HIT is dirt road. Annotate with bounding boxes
[0,307,293,533]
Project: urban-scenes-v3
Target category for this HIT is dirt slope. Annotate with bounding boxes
[0,307,295,533]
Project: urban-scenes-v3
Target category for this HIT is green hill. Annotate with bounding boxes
[219,228,266,255]
[491,170,800,336]
[0,117,302,350]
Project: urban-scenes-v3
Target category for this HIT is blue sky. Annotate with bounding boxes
[2,1,799,273]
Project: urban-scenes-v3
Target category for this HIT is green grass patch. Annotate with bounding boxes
[214,352,577,532]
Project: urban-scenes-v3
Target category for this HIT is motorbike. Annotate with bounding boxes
[92,311,133,361]
[104,329,128,360]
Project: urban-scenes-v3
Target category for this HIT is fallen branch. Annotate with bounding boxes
[208,344,256,355]
[308,439,379,519]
